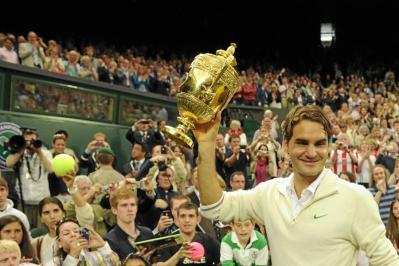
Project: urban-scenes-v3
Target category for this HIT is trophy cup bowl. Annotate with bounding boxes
[164,43,240,149]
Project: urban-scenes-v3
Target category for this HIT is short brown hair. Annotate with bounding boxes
[0,177,8,191]
[170,195,191,210]
[110,187,137,208]
[97,153,114,164]
[281,105,332,142]
[177,202,198,216]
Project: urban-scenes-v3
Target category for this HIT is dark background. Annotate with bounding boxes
[2,0,399,73]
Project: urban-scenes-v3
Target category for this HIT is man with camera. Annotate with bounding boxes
[5,129,52,227]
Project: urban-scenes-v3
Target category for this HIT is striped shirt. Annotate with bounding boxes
[368,186,397,225]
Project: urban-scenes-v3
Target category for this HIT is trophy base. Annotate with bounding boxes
[164,126,194,149]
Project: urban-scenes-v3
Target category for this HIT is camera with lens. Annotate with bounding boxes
[161,145,167,154]
[31,139,42,149]
[158,160,168,171]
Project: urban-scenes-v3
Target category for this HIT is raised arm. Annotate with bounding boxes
[194,112,224,205]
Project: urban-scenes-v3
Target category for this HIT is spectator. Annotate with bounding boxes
[104,187,153,261]
[53,218,119,265]
[0,239,39,266]
[62,174,115,237]
[224,120,247,147]
[32,197,65,265]
[229,171,246,191]
[157,202,220,265]
[88,147,124,202]
[0,37,18,64]
[79,55,98,81]
[64,50,80,77]
[220,219,268,266]
[44,46,65,74]
[0,177,30,232]
[18,31,46,68]
[368,165,399,225]
[5,129,53,228]
[0,215,38,264]
[386,199,399,254]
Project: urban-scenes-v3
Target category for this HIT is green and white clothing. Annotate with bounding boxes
[221,230,268,266]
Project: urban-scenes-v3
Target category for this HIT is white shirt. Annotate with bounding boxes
[285,169,326,218]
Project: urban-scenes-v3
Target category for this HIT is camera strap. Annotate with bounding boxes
[25,156,42,182]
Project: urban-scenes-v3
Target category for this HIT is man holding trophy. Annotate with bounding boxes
[165,44,399,265]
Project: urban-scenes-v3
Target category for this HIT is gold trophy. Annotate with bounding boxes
[164,43,239,148]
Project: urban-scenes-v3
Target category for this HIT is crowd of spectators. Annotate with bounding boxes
[1,31,399,265]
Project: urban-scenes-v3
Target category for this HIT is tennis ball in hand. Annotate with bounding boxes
[188,242,205,261]
[52,154,75,176]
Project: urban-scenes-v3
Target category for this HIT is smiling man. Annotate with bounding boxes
[195,105,399,265]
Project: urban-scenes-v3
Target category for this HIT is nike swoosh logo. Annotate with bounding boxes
[313,214,328,219]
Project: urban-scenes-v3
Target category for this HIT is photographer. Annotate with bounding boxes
[141,161,180,230]
[5,129,52,227]
[79,132,116,175]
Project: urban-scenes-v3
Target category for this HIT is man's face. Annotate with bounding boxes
[171,199,188,222]
[284,120,329,181]
[177,209,200,234]
[0,186,8,210]
[131,144,145,160]
[230,174,245,191]
[24,132,37,149]
[230,137,240,148]
[27,32,37,43]
[157,168,174,190]
[216,134,224,147]
[4,39,13,51]
[112,197,137,224]
[231,220,255,245]
[152,145,161,157]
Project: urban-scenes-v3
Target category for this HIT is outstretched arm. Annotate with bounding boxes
[194,112,224,205]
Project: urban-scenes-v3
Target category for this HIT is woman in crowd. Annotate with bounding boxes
[387,199,399,254]
[54,218,119,265]
[250,144,274,185]
[32,197,65,265]
[368,165,399,225]
[0,215,38,264]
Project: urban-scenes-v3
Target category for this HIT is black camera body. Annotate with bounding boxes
[80,227,90,240]
[5,136,43,154]
[31,139,42,149]
[161,146,167,154]
[158,160,168,171]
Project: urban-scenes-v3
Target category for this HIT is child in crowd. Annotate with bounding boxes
[220,219,269,266]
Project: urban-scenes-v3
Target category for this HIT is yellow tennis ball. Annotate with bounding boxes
[52,154,75,176]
